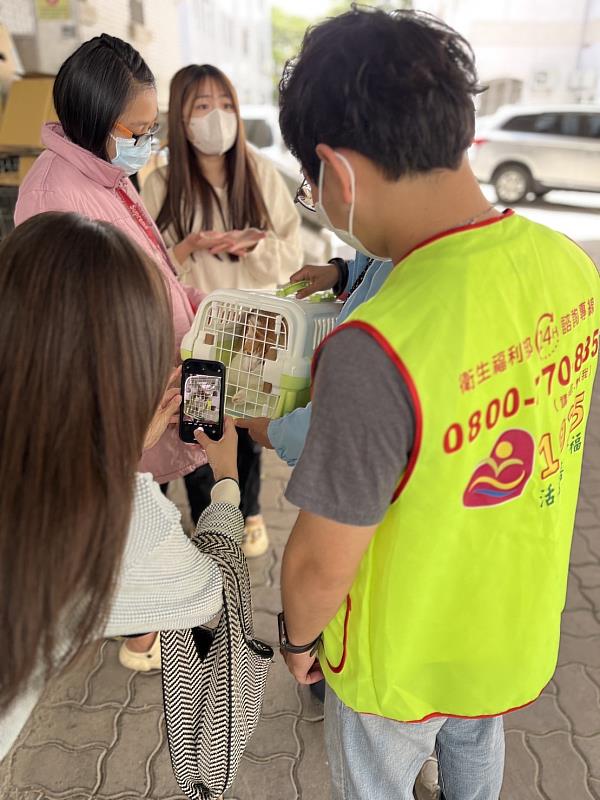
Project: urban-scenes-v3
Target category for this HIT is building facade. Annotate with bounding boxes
[419,0,600,115]
[178,0,272,106]
[0,0,272,109]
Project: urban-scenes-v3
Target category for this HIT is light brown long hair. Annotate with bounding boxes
[0,213,174,709]
[156,64,272,253]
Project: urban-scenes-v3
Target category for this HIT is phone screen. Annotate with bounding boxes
[179,359,226,443]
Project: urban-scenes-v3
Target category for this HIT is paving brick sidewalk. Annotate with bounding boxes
[2,243,600,800]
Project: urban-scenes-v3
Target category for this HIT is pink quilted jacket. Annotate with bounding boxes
[15,123,207,482]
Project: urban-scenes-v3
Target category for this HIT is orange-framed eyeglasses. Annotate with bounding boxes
[114,121,160,147]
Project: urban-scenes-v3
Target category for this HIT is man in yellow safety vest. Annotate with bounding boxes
[275,7,600,800]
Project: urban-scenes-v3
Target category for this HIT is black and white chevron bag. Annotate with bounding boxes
[161,524,274,800]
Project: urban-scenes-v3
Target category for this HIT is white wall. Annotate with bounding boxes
[419,0,600,110]
[0,1,35,35]
[3,0,81,77]
[1,0,272,109]
[75,0,184,110]
[178,0,272,105]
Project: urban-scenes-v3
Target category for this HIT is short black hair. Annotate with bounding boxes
[279,8,481,182]
[53,33,155,161]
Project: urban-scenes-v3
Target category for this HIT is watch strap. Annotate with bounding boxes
[278,612,321,654]
[329,257,349,297]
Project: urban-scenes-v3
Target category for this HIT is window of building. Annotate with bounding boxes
[477,78,523,117]
[130,0,145,25]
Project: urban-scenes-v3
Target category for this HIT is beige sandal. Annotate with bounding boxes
[118,633,162,672]
[242,515,269,558]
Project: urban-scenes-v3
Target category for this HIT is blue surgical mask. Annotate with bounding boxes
[315,153,387,261]
[110,134,152,175]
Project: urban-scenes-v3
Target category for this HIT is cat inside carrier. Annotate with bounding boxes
[181,289,342,418]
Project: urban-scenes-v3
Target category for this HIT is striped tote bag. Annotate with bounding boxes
[161,521,274,800]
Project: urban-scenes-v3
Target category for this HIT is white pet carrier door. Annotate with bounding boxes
[182,290,343,419]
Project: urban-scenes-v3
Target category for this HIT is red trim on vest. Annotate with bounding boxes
[400,208,515,264]
[326,594,352,674]
[361,689,542,724]
[315,211,540,719]
[312,321,423,501]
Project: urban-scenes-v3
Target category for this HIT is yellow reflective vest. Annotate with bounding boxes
[317,212,600,721]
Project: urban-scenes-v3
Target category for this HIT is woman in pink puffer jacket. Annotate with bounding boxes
[15,33,208,673]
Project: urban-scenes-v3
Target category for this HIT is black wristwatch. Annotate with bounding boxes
[278,612,321,654]
[329,257,349,297]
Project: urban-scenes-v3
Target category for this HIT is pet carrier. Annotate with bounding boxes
[181,289,343,419]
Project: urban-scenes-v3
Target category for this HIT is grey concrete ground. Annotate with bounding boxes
[1,242,599,800]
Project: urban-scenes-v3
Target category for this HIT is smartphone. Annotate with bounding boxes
[179,359,226,443]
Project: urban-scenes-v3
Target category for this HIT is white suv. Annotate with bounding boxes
[469,105,600,204]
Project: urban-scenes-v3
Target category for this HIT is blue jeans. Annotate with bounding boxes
[324,686,505,800]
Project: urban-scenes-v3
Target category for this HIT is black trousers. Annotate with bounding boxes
[162,429,261,525]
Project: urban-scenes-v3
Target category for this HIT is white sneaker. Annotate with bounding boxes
[414,757,440,800]
[118,633,161,672]
[242,515,269,558]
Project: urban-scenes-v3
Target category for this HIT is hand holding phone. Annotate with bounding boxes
[179,359,226,443]
[194,416,239,483]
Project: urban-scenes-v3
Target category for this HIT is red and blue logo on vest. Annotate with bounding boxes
[463,429,535,507]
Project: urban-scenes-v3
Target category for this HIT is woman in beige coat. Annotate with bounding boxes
[142,64,303,558]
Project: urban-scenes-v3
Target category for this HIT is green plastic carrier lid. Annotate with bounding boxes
[275,280,311,297]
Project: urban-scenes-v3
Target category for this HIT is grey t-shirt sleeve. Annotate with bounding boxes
[285,328,415,526]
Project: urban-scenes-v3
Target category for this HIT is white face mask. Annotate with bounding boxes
[315,152,387,261]
[187,108,238,156]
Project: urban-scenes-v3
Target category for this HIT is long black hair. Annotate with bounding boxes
[53,33,155,161]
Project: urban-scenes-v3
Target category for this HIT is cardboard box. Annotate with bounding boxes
[0,153,37,186]
[0,23,23,91]
[0,76,57,150]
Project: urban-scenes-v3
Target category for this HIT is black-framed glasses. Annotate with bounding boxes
[115,121,161,147]
[294,176,315,212]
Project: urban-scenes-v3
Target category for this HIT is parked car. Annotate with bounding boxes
[240,104,297,173]
[469,104,600,204]
[241,104,348,262]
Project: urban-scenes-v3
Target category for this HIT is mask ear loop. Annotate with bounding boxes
[109,132,133,149]
[109,132,123,160]
[333,152,356,237]
[317,157,326,207]
[315,157,337,230]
